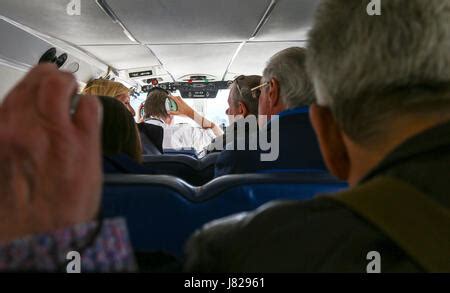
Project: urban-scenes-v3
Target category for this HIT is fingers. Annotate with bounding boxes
[36,69,78,127]
[72,95,102,144]
[171,96,184,104]
[3,64,100,142]
[72,95,103,222]
[1,64,59,109]
[168,110,180,116]
[0,65,104,239]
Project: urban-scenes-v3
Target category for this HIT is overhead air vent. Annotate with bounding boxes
[38,47,68,68]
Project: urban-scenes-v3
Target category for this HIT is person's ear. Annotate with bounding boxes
[268,78,281,108]
[115,93,127,103]
[238,101,249,117]
[310,104,350,180]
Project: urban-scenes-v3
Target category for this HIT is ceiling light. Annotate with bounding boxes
[96,0,138,44]
[123,29,137,43]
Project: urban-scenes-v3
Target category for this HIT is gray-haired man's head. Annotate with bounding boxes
[227,75,261,119]
[262,47,315,110]
[307,0,450,144]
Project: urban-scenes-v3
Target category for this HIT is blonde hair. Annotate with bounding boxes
[82,79,129,98]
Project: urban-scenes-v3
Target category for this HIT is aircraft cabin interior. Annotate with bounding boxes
[0,0,449,277]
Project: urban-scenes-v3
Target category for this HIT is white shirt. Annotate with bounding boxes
[145,118,216,153]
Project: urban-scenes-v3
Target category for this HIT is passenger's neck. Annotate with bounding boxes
[344,115,450,186]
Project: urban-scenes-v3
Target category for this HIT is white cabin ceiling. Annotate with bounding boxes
[0,0,318,81]
[226,41,308,78]
[107,0,272,44]
[82,45,160,70]
[149,43,241,81]
[0,0,134,45]
[252,0,319,41]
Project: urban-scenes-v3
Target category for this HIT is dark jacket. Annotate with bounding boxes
[205,118,259,155]
[214,107,326,177]
[138,122,164,155]
[184,121,450,272]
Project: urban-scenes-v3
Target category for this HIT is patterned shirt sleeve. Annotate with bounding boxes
[0,218,137,272]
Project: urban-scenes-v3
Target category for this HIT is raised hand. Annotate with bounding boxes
[0,64,102,242]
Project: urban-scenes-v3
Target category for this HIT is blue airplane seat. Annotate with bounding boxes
[102,173,347,257]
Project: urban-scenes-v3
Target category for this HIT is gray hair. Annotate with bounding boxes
[229,75,261,116]
[263,47,315,109]
[307,0,450,143]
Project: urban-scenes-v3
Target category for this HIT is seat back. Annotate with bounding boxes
[142,153,220,185]
[164,148,198,158]
[138,123,164,155]
[102,173,347,257]
[140,133,163,155]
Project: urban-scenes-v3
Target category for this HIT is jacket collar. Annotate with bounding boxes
[145,117,165,127]
[266,106,309,128]
[277,106,309,119]
[362,120,450,183]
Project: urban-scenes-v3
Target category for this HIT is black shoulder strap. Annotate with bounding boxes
[329,176,450,272]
